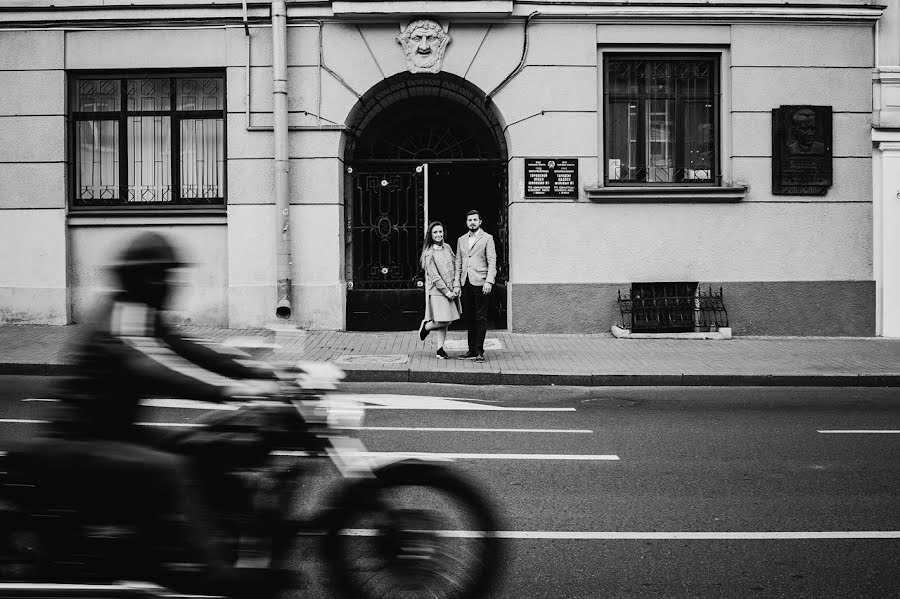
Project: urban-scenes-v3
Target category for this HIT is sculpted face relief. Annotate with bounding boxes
[397,19,451,73]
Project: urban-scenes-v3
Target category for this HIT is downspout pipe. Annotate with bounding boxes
[272,0,292,319]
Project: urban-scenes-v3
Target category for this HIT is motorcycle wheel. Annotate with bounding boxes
[323,461,502,599]
[0,509,43,581]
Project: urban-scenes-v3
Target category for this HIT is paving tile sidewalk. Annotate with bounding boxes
[3,324,900,386]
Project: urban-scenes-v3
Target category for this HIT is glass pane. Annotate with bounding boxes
[645,99,675,183]
[180,118,224,200]
[683,101,715,182]
[76,120,119,201]
[607,61,642,96]
[126,78,170,111]
[76,79,120,112]
[606,100,640,182]
[127,116,172,203]
[177,78,224,111]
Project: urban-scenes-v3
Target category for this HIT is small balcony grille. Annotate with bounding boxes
[617,283,728,333]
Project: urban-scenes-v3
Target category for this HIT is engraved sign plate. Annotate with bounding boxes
[525,158,578,199]
[772,105,832,196]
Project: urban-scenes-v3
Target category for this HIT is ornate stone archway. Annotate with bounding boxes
[342,73,509,331]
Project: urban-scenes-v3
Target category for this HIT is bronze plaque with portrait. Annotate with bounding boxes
[772,105,832,196]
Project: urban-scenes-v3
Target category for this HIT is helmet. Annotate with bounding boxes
[113,232,186,271]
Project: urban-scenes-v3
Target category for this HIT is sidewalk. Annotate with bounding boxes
[2,324,900,386]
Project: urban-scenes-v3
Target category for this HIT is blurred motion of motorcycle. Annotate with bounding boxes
[0,359,504,599]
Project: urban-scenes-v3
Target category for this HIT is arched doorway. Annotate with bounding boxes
[343,73,508,331]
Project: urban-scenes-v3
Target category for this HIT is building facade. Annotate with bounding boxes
[0,0,894,336]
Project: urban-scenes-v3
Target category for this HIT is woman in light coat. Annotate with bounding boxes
[418,221,461,359]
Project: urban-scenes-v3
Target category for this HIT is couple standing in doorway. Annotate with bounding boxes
[418,210,497,363]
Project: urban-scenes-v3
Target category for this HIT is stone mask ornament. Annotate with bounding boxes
[397,19,451,74]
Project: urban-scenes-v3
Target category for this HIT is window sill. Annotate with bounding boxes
[585,185,748,203]
[68,209,226,226]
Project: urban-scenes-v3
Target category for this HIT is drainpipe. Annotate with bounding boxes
[272,0,292,319]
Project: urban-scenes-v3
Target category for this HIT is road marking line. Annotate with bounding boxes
[343,394,575,411]
[272,451,619,461]
[0,420,586,434]
[24,396,576,412]
[352,427,593,433]
[362,406,575,412]
[817,430,900,434]
[338,530,900,540]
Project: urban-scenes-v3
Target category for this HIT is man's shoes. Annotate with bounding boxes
[436,347,449,359]
[475,353,485,363]
[458,351,478,360]
[418,319,430,341]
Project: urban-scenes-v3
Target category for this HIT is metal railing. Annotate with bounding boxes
[617,284,728,333]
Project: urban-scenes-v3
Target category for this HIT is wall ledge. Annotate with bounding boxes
[585,185,748,203]
[68,213,227,226]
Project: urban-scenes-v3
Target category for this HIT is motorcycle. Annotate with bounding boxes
[0,361,503,599]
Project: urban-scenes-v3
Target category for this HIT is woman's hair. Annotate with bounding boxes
[420,221,445,269]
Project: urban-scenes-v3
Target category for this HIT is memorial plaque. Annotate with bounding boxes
[772,105,832,196]
[525,158,578,198]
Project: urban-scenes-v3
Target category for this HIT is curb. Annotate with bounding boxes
[3,363,900,387]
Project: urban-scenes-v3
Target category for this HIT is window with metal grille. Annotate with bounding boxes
[69,72,226,209]
[617,282,729,333]
[604,56,719,185]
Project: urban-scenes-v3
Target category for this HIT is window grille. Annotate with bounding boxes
[604,56,720,185]
[617,283,729,333]
[69,72,226,209]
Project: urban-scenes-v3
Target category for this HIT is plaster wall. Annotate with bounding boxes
[0,210,67,324]
[69,224,229,326]
[227,205,276,328]
[507,21,873,286]
[509,202,871,284]
[0,30,67,324]
[65,29,227,69]
[290,203,345,330]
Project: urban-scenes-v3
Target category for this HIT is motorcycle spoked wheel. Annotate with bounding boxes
[0,509,43,582]
[323,461,502,599]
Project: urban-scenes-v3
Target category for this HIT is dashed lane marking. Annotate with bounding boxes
[817,430,900,434]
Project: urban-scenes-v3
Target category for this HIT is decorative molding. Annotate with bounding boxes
[67,212,227,226]
[512,3,885,23]
[876,141,900,153]
[585,185,748,203]
[397,19,451,74]
[336,1,512,15]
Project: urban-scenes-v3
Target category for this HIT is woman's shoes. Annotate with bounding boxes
[419,319,430,341]
[436,347,449,359]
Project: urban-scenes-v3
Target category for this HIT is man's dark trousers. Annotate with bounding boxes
[462,279,489,354]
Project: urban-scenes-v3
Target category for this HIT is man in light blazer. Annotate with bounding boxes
[453,210,497,362]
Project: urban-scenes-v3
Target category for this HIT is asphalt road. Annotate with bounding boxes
[1,377,898,598]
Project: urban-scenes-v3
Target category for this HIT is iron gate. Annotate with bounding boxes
[346,166,425,331]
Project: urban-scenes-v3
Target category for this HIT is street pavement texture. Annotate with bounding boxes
[0,380,898,598]
[2,324,900,386]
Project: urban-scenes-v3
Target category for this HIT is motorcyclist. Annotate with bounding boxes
[38,231,282,596]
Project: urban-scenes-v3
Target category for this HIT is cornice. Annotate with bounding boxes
[0,2,886,26]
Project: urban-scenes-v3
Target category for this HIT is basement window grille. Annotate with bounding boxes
[617,283,729,333]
